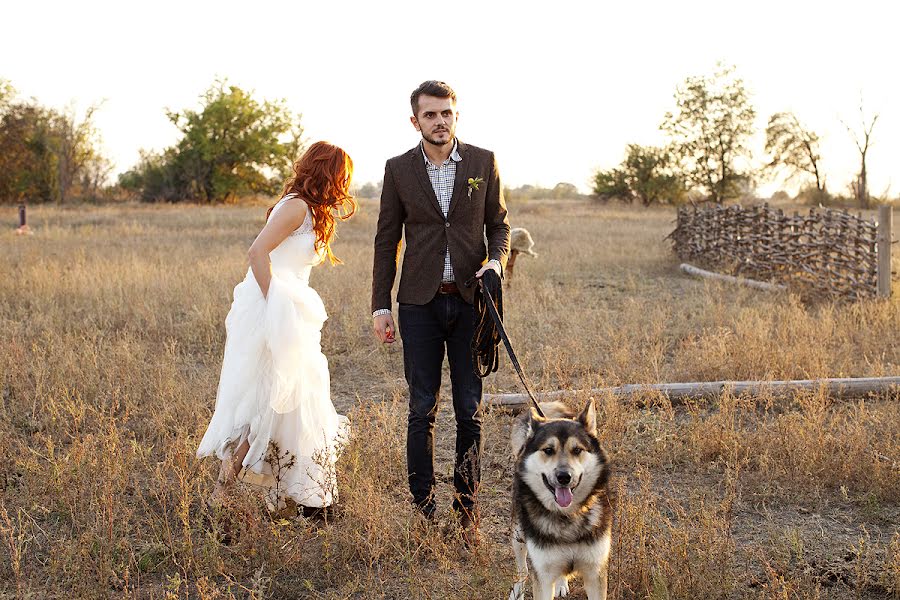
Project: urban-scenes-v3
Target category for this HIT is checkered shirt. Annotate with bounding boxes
[422,139,462,283]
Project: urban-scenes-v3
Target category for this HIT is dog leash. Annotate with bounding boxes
[467,275,545,419]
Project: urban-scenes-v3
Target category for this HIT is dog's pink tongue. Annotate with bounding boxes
[555,487,573,508]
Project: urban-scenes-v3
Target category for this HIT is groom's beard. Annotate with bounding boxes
[422,129,453,147]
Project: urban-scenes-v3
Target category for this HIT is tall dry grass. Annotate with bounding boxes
[0,199,898,599]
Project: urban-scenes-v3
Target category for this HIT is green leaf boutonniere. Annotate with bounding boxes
[467,176,484,199]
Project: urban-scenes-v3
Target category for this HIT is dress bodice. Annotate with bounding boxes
[267,194,325,282]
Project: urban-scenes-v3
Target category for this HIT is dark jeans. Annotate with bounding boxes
[398,293,482,517]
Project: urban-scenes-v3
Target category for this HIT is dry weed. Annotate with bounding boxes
[0,199,897,598]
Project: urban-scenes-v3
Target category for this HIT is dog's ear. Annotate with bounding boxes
[578,399,597,436]
[526,406,546,438]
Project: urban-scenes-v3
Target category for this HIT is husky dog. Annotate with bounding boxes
[509,400,612,600]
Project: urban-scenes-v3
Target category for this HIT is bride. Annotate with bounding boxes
[197,141,356,514]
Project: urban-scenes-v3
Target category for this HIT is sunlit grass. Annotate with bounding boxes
[1,199,898,598]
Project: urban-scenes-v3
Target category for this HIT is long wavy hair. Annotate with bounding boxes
[269,141,356,264]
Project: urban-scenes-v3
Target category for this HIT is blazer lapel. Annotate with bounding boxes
[408,148,444,217]
[447,140,470,219]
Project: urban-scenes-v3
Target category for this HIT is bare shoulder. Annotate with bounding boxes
[270,195,310,228]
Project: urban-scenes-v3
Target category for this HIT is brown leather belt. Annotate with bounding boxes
[437,281,460,295]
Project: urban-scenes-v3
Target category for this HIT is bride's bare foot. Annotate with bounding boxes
[207,439,251,511]
[202,485,236,544]
[206,485,227,510]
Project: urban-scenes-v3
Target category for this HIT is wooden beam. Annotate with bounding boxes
[485,376,900,407]
[877,205,893,298]
[680,263,787,292]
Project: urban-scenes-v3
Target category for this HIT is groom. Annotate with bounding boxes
[371,80,510,540]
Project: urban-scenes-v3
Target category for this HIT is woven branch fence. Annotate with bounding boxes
[669,204,893,300]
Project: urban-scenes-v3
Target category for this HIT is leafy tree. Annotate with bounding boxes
[591,169,630,202]
[0,79,13,110]
[551,182,579,199]
[155,80,304,202]
[661,64,756,203]
[0,102,58,203]
[592,144,685,206]
[765,112,824,191]
[0,81,107,204]
[503,183,583,201]
[79,152,114,199]
[49,103,105,203]
[118,149,178,201]
[356,180,383,199]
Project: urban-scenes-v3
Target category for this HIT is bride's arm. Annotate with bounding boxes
[248,199,306,298]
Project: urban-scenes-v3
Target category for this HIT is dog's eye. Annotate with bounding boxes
[542,447,555,456]
[571,447,584,456]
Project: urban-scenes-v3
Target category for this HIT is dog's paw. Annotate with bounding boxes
[553,577,569,597]
[509,582,525,600]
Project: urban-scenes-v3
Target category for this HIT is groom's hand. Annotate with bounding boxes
[373,313,396,344]
[474,259,502,279]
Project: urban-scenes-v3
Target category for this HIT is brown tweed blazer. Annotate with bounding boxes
[371,140,510,309]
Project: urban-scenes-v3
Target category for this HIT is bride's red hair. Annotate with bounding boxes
[270,141,357,264]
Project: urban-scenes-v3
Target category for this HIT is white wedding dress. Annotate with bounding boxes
[197,194,348,508]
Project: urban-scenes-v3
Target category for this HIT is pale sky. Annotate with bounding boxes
[3,0,898,197]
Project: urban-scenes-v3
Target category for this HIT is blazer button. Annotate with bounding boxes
[445,222,450,228]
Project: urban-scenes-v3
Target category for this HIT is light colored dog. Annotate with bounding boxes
[510,227,538,258]
[509,400,612,600]
[506,227,537,281]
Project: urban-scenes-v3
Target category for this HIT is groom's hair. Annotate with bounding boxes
[410,80,456,116]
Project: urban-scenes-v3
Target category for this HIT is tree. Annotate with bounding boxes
[0,79,13,110]
[765,112,824,192]
[661,64,756,203]
[842,101,878,208]
[356,180,383,199]
[592,144,685,206]
[0,81,108,204]
[160,80,304,202]
[48,103,105,203]
[118,149,178,201]
[0,102,58,203]
[79,152,114,199]
[591,169,630,202]
[552,182,580,199]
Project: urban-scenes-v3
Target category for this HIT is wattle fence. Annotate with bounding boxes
[669,204,894,300]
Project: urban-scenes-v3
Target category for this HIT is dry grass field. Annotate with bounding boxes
[1,198,898,599]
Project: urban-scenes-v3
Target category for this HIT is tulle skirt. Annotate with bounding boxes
[197,270,347,508]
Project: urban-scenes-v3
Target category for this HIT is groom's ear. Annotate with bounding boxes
[410,115,421,132]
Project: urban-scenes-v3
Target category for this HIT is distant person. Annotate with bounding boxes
[197,141,357,517]
[371,80,510,546]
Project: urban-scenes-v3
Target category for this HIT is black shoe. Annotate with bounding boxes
[457,507,480,550]
[413,499,436,521]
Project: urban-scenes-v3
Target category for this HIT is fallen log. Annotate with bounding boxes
[680,263,787,292]
[485,376,900,408]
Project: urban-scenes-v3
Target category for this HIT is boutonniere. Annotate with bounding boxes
[467,176,484,199]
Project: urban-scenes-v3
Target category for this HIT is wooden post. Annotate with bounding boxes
[877,205,893,298]
[15,204,32,235]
